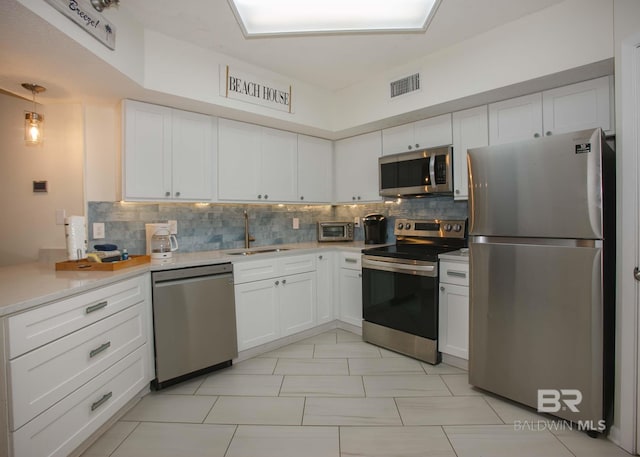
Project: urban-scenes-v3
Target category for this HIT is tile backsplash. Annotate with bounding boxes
[88,198,468,255]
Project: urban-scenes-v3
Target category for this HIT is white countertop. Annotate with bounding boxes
[438,248,470,262]
[0,241,381,317]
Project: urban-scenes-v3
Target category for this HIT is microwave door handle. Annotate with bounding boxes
[429,155,436,190]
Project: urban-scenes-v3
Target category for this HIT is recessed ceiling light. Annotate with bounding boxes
[228,0,442,37]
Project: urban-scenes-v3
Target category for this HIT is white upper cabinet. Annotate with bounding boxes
[123,100,214,201]
[489,93,543,145]
[260,127,298,202]
[382,113,452,155]
[452,106,488,201]
[334,131,382,203]
[297,135,333,203]
[218,120,298,203]
[489,77,614,145]
[542,76,613,136]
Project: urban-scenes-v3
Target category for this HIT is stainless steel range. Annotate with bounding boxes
[361,218,467,364]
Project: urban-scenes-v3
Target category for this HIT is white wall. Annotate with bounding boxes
[0,93,84,266]
[332,0,614,132]
[85,103,120,202]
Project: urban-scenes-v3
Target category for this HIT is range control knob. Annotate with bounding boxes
[453,224,462,232]
[397,223,404,230]
[405,223,411,230]
[444,224,453,232]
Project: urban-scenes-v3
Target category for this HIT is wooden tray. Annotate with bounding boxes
[55,255,151,271]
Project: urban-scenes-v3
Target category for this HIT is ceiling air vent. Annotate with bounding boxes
[390,73,421,99]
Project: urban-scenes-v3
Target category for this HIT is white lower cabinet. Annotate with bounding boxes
[234,254,317,351]
[4,274,152,457]
[338,252,363,328]
[316,252,335,325]
[438,259,469,360]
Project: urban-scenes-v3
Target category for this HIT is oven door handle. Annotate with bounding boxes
[362,258,437,277]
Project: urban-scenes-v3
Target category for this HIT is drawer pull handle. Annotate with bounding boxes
[89,342,111,358]
[91,392,112,412]
[86,301,108,314]
[345,258,358,264]
[447,270,467,278]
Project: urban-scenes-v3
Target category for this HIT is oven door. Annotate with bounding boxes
[362,255,438,340]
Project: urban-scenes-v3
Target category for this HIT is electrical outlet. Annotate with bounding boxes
[93,223,105,239]
[292,218,299,229]
[168,220,178,235]
[354,216,361,228]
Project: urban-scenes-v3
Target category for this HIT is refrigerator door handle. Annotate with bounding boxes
[470,236,602,249]
[634,267,640,281]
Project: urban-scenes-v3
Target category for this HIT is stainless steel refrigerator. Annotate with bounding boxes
[467,128,615,432]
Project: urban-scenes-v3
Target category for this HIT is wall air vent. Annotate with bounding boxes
[390,73,421,99]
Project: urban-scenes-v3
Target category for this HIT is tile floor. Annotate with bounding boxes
[81,329,631,457]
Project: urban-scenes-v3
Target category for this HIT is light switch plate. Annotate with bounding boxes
[354,216,361,228]
[168,220,178,235]
[93,223,105,239]
[55,209,66,225]
[292,218,299,229]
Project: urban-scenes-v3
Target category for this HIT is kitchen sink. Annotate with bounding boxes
[228,248,290,256]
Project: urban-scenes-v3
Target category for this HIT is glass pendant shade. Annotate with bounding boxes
[24,112,43,145]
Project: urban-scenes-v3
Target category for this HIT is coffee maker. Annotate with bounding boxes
[363,214,387,244]
[145,223,178,260]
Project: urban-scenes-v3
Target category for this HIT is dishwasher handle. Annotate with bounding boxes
[152,263,233,284]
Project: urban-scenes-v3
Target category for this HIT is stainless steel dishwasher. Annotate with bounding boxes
[151,263,237,389]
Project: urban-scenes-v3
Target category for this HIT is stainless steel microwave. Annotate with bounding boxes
[317,222,354,242]
[379,146,453,197]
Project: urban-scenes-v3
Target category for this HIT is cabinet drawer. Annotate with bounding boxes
[340,252,362,270]
[279,254,316,276]
[439,261,469,286]
[9,303,146,430]
[12,346,148,457]
[6,275,147,359]
[234,259,279,284]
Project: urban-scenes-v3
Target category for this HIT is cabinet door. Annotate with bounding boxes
[334,131,382,203]
[438,283,469,360]
[280,272,316,337]
[123,100,172,200]
[338,268,363,327]
[452,106,488,201]
[414,113,453,149]
[382,123,414,155]
[171,110,214,201]
[489,93,543,145]
[218,118,262,201]
[316,252,335,324]
[542,76,613,136]
[235,280,279,351]
[298,135,333,202]
[261,127,298,202]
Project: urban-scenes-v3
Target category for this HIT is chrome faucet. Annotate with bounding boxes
[243,210,255,249]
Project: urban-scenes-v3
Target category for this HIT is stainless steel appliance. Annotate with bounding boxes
[317,221,354,242]
[362,218,467,364]
[363,214,387,244]
[467,128,615,432]
[151,263,238,389]
[379,146,453,197]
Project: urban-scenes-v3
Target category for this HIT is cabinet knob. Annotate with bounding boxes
[407,145,412,150]
[165,191,171,197]
[534,133,541,138]
[300,196,304,200]
[357,196,361,200]
[319,255,323,260]
[440,286,445,291]
[358,273,362,278]
[175,191,181,197]
[264,194,269,200]
[258,195,262,199]
[282,279,286,285]
[546,131,552,136]
[275,280,279,286]
[455,189,460,195]
[415,144,420,148]
[352,196,356,201]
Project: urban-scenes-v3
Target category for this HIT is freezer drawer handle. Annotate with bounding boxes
[86,301,108,314]
[447,270,467,278]
[91,392,112,412]
[89,342,111,358]
[634,267,640,281]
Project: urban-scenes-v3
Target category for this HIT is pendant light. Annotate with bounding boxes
[22,83,45,145]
